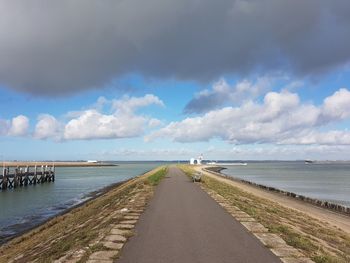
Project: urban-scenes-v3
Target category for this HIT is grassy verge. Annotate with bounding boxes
[0,166,166,263]
[177,164,193,179]
[147,167,167,186]
[180,165,350,263]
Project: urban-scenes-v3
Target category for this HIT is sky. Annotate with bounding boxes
[1,0,350,161]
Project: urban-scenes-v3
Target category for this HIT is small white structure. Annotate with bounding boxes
[190,154,203,165]
[86,160,98,163]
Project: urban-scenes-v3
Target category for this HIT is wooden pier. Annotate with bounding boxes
[0,165,55,190]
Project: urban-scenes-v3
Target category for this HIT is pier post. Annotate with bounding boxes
[52,165,55,182]
[14,167,19,188]
[45,165,48,182]
[8,167,16,188]
[22,168,27,186]
[34,165,37,184]
[41,165,45,183]
[17,167,23,186]
[26,166,32,185]
[1,167,6,190]
[0,168,3,189]
[3,167,8,190]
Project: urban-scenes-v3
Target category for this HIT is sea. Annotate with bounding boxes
[219,161,350,208]
[0,162,166,244]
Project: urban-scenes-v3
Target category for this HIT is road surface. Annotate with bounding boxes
[117,166,281,263]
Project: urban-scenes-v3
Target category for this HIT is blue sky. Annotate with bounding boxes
[1,1,350,160]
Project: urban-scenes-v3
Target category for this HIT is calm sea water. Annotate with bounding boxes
[220,161,350,207]
[0,162,165,243]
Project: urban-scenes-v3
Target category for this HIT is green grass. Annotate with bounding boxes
[147,167,167,186]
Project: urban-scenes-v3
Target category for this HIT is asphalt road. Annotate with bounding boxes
[117,166,281,263]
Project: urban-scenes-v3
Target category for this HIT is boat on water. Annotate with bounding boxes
[305,160,314,164]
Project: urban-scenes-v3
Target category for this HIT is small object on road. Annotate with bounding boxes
[192,172,202,182]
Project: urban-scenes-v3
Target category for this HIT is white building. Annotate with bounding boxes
[190,154,203,165]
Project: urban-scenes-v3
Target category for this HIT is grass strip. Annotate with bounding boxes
[147,167,167,186]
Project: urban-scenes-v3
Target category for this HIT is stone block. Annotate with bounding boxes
[89,250,118,260]
[241,222,268,233]
[103,242,124,250]
[255,233,287,248]
[104,234,126,242]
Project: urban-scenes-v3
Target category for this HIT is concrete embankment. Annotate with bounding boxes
[205,166,350,216]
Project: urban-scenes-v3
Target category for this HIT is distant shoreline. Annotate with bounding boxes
[1,161,117,167]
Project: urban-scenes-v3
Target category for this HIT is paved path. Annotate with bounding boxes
[117,167,281,263]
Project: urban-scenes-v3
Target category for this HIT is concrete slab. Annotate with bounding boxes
[271,247,304,257]
[103,242,124,250]
[104,234,126,242]
[281,257,314,263]
[120,220,137,224]
[115,224,134,230]
[110,228,129,235]
[255,233,287,248]
[241,222,269,233]
[89,250,119,260]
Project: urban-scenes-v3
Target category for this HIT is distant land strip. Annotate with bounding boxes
[1,161,117,167]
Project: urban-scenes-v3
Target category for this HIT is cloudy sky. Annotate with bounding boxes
[1,0,350,160]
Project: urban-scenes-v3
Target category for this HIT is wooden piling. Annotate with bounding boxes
[0,164,55,191]
[33,165,37,185]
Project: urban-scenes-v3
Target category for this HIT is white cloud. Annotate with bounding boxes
[321,88,350,121]
[112,94,164,114]
[63,94,164,140]
[147,88,350,146]
[148,118,163,128]
[1,94,163,141]
[280,130,350,145]
[99,147,194,157]
[34,114,62,140]
[6,115,29,136]
[64,109,146,140]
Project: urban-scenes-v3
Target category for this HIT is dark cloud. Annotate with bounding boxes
[0,0,350,95]
[184,92,229,114]
[184,77,274,114]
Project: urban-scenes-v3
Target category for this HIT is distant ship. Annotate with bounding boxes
[305,160,313,164]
